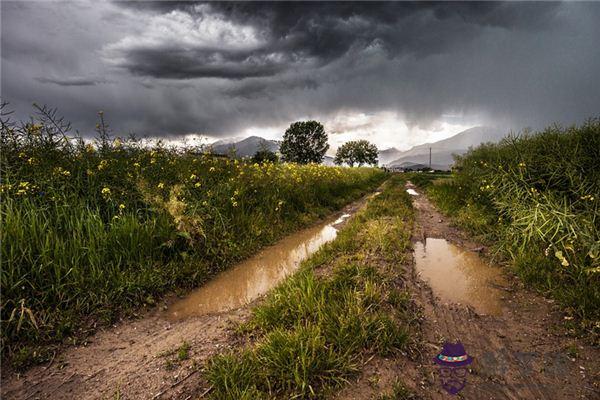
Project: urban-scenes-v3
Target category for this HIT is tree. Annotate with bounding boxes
[252,149,278,164]
[334,140,378,167]
[279,121,329,164]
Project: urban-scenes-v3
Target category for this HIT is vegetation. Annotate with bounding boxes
[0,104,387,365]
[206,176,418,399]
[334,139,378,167]
[411,120,600,341]
[252,149,279,164]
[280,121,329,164]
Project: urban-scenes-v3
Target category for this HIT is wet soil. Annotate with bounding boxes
[0,191,375,400]
[336,182,600,399]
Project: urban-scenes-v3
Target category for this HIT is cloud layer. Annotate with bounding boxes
[2,1,599,147]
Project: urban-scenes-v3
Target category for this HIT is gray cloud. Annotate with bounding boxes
[35,76,113,86]
[1,1,599,142]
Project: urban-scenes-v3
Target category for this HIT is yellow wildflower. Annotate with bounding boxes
[119,204,126,210]
[157,182,165,189]
[101,187,111,196]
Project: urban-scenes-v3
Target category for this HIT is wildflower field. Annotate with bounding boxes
[0,108,386,364]
[411,119,600,340]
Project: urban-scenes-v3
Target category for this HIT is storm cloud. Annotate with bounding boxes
[1,1,599,147]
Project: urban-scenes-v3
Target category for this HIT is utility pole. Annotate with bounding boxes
[429,147,432,169]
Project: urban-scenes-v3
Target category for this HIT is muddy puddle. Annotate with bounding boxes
[166,214,352,320]
[414,238,506,315]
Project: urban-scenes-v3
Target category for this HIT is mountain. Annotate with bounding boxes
[387,126,504,170]
[378,147,403,165]
[210,136,280,157]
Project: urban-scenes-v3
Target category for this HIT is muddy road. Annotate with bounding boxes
[337,183,600,399]
[2,183,598,400]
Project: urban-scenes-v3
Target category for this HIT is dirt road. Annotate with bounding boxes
[337,183,600,399]
[3,184,598,399]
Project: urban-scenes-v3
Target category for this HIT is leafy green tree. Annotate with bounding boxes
[280,121,329,164]
[334,140,378,167]
[252,149,279,164]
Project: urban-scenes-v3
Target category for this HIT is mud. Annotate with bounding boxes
[167,214,349,320]
[414,237,506,316]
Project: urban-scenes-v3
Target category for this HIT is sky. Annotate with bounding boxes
[2,1,599,151]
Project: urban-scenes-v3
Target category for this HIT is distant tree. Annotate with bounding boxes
[252,149,278,164]
[279,121,329,164]
[334,140,378,167]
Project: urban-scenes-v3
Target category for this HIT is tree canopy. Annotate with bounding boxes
[280,121,329,164]
[334,140,378,167]
[252,149,279,164]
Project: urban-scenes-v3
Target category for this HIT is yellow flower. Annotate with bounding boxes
[133,162,140,168]
[119,203,126,210]
[98,160,108,170]
[101,187,111,195]
[518,162,526,167]
[209,167,216,172]
[19,152,27,158]
[157,182,165,189]
[232,201,238,207]
[27,157,36,165]
[190,174,197,180]
[194,182,201,188]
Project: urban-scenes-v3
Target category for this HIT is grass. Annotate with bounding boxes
[0,106,388,367]
[409,119,600,342]
[377,379,419,400]
[206,175,418,399]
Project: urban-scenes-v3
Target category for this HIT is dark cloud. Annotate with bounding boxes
[1,1,599,143]
[35,76,113,86]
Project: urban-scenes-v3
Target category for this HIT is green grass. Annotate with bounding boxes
[206,176,418,399]
[0,108,388,367]
[409,119,600,342]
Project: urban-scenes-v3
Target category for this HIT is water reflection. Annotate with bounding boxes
[414,238,505,315]
[167,214,350,319]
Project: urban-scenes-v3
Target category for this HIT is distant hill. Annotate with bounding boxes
[387,126,504,170]
[210,136,280,158]
[378,147,403,165]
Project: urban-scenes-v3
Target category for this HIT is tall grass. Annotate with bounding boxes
[412,119,600,340]
[206,176,417,399]
[0,105,387,364]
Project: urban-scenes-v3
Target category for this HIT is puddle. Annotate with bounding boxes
[414,238,506,315]
[406,188,419,196]
[166,214,351,320]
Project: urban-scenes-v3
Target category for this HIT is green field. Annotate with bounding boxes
[410,119,600,341]
[0,120,386,366]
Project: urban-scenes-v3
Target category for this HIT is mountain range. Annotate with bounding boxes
[380,126,504,170]
[209,126,505,169]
